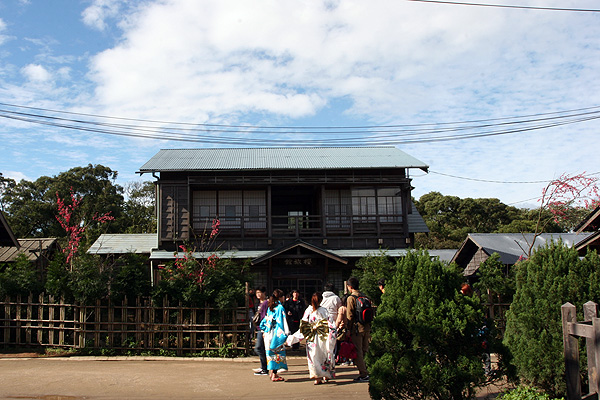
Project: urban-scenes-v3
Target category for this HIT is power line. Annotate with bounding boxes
[429,170,550,184]
[0,103,599,146]
[1,102,600,131]
[407,0,600,12]
[425,170,600,184]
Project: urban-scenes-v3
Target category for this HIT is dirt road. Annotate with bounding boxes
[0,356,370,400]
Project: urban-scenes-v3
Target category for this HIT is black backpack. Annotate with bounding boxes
[352,294,374,325]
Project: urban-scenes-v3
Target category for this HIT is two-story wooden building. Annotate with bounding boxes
[138,147,429,297]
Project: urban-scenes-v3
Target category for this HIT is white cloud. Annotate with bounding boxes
[82,0,123,31]
[87,0,600,125]
[21,63,51,82]
[0,18,8,46]
[2,170,31,183]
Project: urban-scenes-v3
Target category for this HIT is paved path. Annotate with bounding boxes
[0,356,370,400]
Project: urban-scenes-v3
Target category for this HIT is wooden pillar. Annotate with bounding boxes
[321,185,327,238]
[267,185,272,240]
[584,301,600,396]
[562,302,582,400]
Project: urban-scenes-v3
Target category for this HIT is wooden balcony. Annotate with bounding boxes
[191,214,405,240]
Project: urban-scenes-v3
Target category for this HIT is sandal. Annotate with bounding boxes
[272,376,285,382]
[314,380,321,385]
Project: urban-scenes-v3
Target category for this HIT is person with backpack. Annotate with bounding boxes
[345,276,373,382]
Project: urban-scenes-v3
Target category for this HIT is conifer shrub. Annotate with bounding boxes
[503,243,600,398]
[352,250,396,305]
[0,253,42,297]
[367,250,490,400]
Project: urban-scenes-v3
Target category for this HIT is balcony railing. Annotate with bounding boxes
[191,214,404,239]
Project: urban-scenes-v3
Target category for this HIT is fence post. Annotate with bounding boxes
[16,294,22,346]
[26,293,33,344]
[3,295,11,346]
[48,295,55,346]
[78,302,86,349]
[562,302,582,400]
[162,295,169,349]
[38,293,44,345]
[177,301,183,356]
[59,297,66,346]
[584,301,600,396]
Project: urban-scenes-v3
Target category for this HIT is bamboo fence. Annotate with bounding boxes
[0,294,251,355]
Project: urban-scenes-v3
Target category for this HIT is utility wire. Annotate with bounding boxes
[426,170,600,184]
[1,102,600,131]
[407,0,600,12]
[0,103,599,146]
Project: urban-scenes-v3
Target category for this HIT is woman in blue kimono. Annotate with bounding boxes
[259,289,289,382]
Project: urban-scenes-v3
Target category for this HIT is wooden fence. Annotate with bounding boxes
[0,294,251,356]
[561,301,600,400]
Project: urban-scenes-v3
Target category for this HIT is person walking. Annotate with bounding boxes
[346,277,371,382]
[260,288,289,382]
[320,283,341,364]
[252,287,269,376]
[300,292,335,385]
[284,290,305,351]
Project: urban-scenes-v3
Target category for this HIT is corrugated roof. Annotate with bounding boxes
[428,249,458,263]
[149,249,269,260]
[0,238,57,263]
[87,234,157,255]
[138,147,429,173]
[458,232,594,276]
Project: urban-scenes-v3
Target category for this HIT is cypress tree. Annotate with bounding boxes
[503,243,600,398]
[367,250,489,399]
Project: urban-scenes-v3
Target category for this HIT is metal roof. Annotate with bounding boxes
[0,238,57,263]
[456,232,594,276]
[87,234,157,255]
[428,249,458,263]
[149,249,269,260]
[138,147,429,173]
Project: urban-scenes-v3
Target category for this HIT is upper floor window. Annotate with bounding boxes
[193,190,266,230]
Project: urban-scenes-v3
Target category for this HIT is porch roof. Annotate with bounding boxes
[138,147,429,173]
[88,233,158,255]
[0,238,58,263]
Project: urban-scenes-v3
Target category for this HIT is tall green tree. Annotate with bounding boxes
[367,251,490,400]
[351,250,396,306]
[122,181,156,233]
[1,164,125,247]
[503,244,600,398]
[414,192,563,249]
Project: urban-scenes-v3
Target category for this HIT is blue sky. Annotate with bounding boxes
[0,0,599,208]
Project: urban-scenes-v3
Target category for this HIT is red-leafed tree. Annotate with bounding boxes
[55,188,114,266]
[525,172,600,257]
[153,218,247,308]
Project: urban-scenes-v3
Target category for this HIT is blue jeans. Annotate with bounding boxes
[254,331,267,371]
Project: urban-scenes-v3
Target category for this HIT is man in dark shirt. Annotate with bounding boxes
[284,290,305,350]
[252,287,269,375]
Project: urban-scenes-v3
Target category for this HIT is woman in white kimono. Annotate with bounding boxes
[300,292,335,385]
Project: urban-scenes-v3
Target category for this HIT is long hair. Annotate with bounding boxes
[311,292,323,311]
[268,288,284,311]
